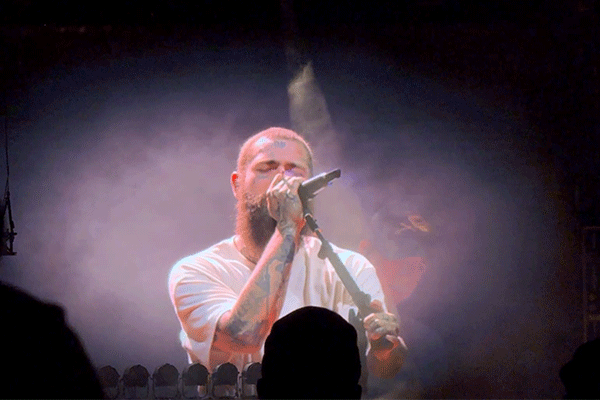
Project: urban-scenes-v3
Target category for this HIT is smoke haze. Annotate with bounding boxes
[0,39,578,397]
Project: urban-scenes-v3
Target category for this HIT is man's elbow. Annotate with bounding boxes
[214,312,266,354]
[230,339,263,354]
[214,330,264,354]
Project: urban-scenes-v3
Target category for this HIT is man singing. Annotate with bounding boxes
[168,127,406,379]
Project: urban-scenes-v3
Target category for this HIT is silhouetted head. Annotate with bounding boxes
[257,306,362,399]
[560,338,600,399]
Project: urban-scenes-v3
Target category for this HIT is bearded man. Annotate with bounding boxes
[168,127,406,381]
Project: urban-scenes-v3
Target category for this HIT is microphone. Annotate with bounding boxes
[298,169,341,204]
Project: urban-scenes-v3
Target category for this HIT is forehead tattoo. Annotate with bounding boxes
[255,137,288,149]
[255,137,273,147]
[249,137,310,172]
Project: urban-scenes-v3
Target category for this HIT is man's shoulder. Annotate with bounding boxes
[194,236,237,258]
[169,237,244,274]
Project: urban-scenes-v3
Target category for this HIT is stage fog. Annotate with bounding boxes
[0,38,579,398]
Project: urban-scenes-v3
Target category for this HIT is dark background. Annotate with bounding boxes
[2,1,599,219]
[1,1,599,398]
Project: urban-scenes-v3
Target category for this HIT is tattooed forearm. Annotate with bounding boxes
[281,234,295,266]
[217,231,297,351]
[227,293,264,337]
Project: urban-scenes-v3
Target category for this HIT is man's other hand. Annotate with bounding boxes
[363,300,406,361]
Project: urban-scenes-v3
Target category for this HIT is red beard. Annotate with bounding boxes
[238,193,277,251]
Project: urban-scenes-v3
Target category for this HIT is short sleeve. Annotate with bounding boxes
[168,251,246,367]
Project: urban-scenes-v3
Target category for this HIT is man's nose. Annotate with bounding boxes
[280,166,292,176]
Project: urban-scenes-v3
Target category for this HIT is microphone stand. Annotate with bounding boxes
[302,209,373,317]
[298,169,374,317]
[301,185,393,395]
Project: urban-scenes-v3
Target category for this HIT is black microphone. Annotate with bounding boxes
[298,169,341,204]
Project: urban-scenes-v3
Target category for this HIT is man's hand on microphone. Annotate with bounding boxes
[364,299,406,361]
[267,173,305,234]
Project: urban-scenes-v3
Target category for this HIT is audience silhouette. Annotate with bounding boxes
[1,281,104,398]
[560,338,600,399]
[257,306,362,399]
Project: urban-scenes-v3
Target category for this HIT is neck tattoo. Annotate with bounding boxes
[235,236,258,264]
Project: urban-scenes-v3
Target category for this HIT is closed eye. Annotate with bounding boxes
[254,161,308,176]
[255,161,279,173]
[284,166,305,177]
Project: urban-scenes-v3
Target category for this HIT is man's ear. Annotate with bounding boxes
[231,171,240,199]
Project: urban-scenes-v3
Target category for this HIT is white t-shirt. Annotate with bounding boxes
[168,235,385,371]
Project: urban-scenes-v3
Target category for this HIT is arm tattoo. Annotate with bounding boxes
[224,233,297,343]
[282,234,295,266]
[255,268,270,293]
